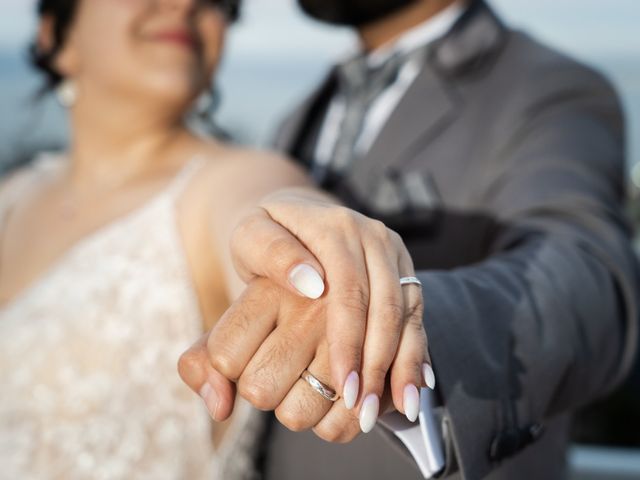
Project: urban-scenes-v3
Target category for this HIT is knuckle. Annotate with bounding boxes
[275,404,313,432]
[335,285,369,316]
[334,421,361,443]
[328,338,362,367]
[388,228,403,245]
[238,379,278,411]
[379,296,405,323]
[313,417,359,444]
[176,349,200,382]
[405,298,425,326]
[366,362,391,386]
[247,278,281,308]
[369,219,390,240]
[230,212,265,255]
[232,211,261,239]
[285,319,315,346]
[339,429,360,443]
[313,422,344,443]
[330,206,360,231]
[333,205,355,222]
[264,235,297,263]
[208,346,240,381]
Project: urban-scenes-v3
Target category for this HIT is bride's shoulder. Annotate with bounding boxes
[0,152,65,207]
[197,142,304,179]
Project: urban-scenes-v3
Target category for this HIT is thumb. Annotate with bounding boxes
[231,208,326,300]
[178,333,237,422]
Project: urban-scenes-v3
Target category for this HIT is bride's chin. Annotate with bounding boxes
[128,78,203,109]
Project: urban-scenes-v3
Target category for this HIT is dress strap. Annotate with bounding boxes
[0,157,51,227]
[164,155,208,201]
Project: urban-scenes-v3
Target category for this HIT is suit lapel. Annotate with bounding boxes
[274,0,506,207]
[343,0,506,205]
[345,62,457,203]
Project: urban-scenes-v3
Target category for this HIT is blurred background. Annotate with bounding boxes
[1,0,639,173]
[1,0,639,476]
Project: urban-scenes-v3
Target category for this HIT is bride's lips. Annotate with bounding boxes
[148,29,199,50]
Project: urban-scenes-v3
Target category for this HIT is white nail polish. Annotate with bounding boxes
[404,384,420,422]
[289,264,325,299]
[343,371,359,410]
[423,363,436,390]
[199,382,219,420]
[359,394,379,433]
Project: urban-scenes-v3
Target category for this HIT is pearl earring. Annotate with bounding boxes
[56,80,77,108]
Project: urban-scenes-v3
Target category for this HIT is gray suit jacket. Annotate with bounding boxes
[262,1,640,479]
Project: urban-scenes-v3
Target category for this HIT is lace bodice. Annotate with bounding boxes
[0,155,259,480]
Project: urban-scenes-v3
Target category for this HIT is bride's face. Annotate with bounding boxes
[51,0,228,111]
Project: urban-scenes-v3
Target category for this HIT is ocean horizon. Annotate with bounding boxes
[1,45,639,174]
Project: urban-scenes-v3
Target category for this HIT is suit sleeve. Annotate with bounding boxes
[418,66,639,478]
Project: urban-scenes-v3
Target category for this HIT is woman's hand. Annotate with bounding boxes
[178,189,436,437]
[237,189,435,414]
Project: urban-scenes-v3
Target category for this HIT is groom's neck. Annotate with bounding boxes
[358,0,463,52]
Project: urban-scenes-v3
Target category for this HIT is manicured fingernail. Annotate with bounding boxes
[359,394,379,433]
[199,382,219,420]
[404,384,420,422]
[289,264,325,299]
[343,371,359,410]
[423,363,436,390]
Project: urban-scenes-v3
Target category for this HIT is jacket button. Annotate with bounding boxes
[527,423,545,441]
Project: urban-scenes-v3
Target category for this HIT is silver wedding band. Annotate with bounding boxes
[301,278,420,401]
[301,370,339,402]
[400,276,422,287]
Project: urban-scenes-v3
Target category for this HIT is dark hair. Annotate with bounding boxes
[30,0,78,91]
[29,0,243,91]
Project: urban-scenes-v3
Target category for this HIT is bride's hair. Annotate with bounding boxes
[29,0,243,92]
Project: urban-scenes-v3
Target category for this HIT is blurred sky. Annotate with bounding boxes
[1,0,639,168]
[2,0,639,57]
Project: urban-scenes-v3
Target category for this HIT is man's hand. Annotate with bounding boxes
[179,193,436,439]
[230,190,436,414]
[180,276,428,441]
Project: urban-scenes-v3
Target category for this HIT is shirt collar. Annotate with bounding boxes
[366,2,466,68]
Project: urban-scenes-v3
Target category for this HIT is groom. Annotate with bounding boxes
[181,0,639,478]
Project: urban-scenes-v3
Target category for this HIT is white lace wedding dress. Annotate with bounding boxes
[0,155,262,480]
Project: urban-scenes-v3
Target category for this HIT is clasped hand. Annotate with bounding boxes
[179,189,435,441]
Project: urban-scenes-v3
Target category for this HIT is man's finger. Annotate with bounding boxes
[207,278,280,381]
[237,312,322,411]
[323,236,369,410]
[231,208,326,299]
[177,334,237,422]
[356,237,403,432]
[274,340,334,432]
[391,249,432,421]
[389,289,427,422]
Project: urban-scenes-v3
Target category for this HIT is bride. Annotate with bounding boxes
[0,0,429,478]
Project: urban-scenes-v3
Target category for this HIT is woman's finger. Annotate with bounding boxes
[321,232,370,411]
[230,208,326,299]
[389,285,428,422]
[356,231,404,433]
[395,242,435,390]
[391,246,433,421]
